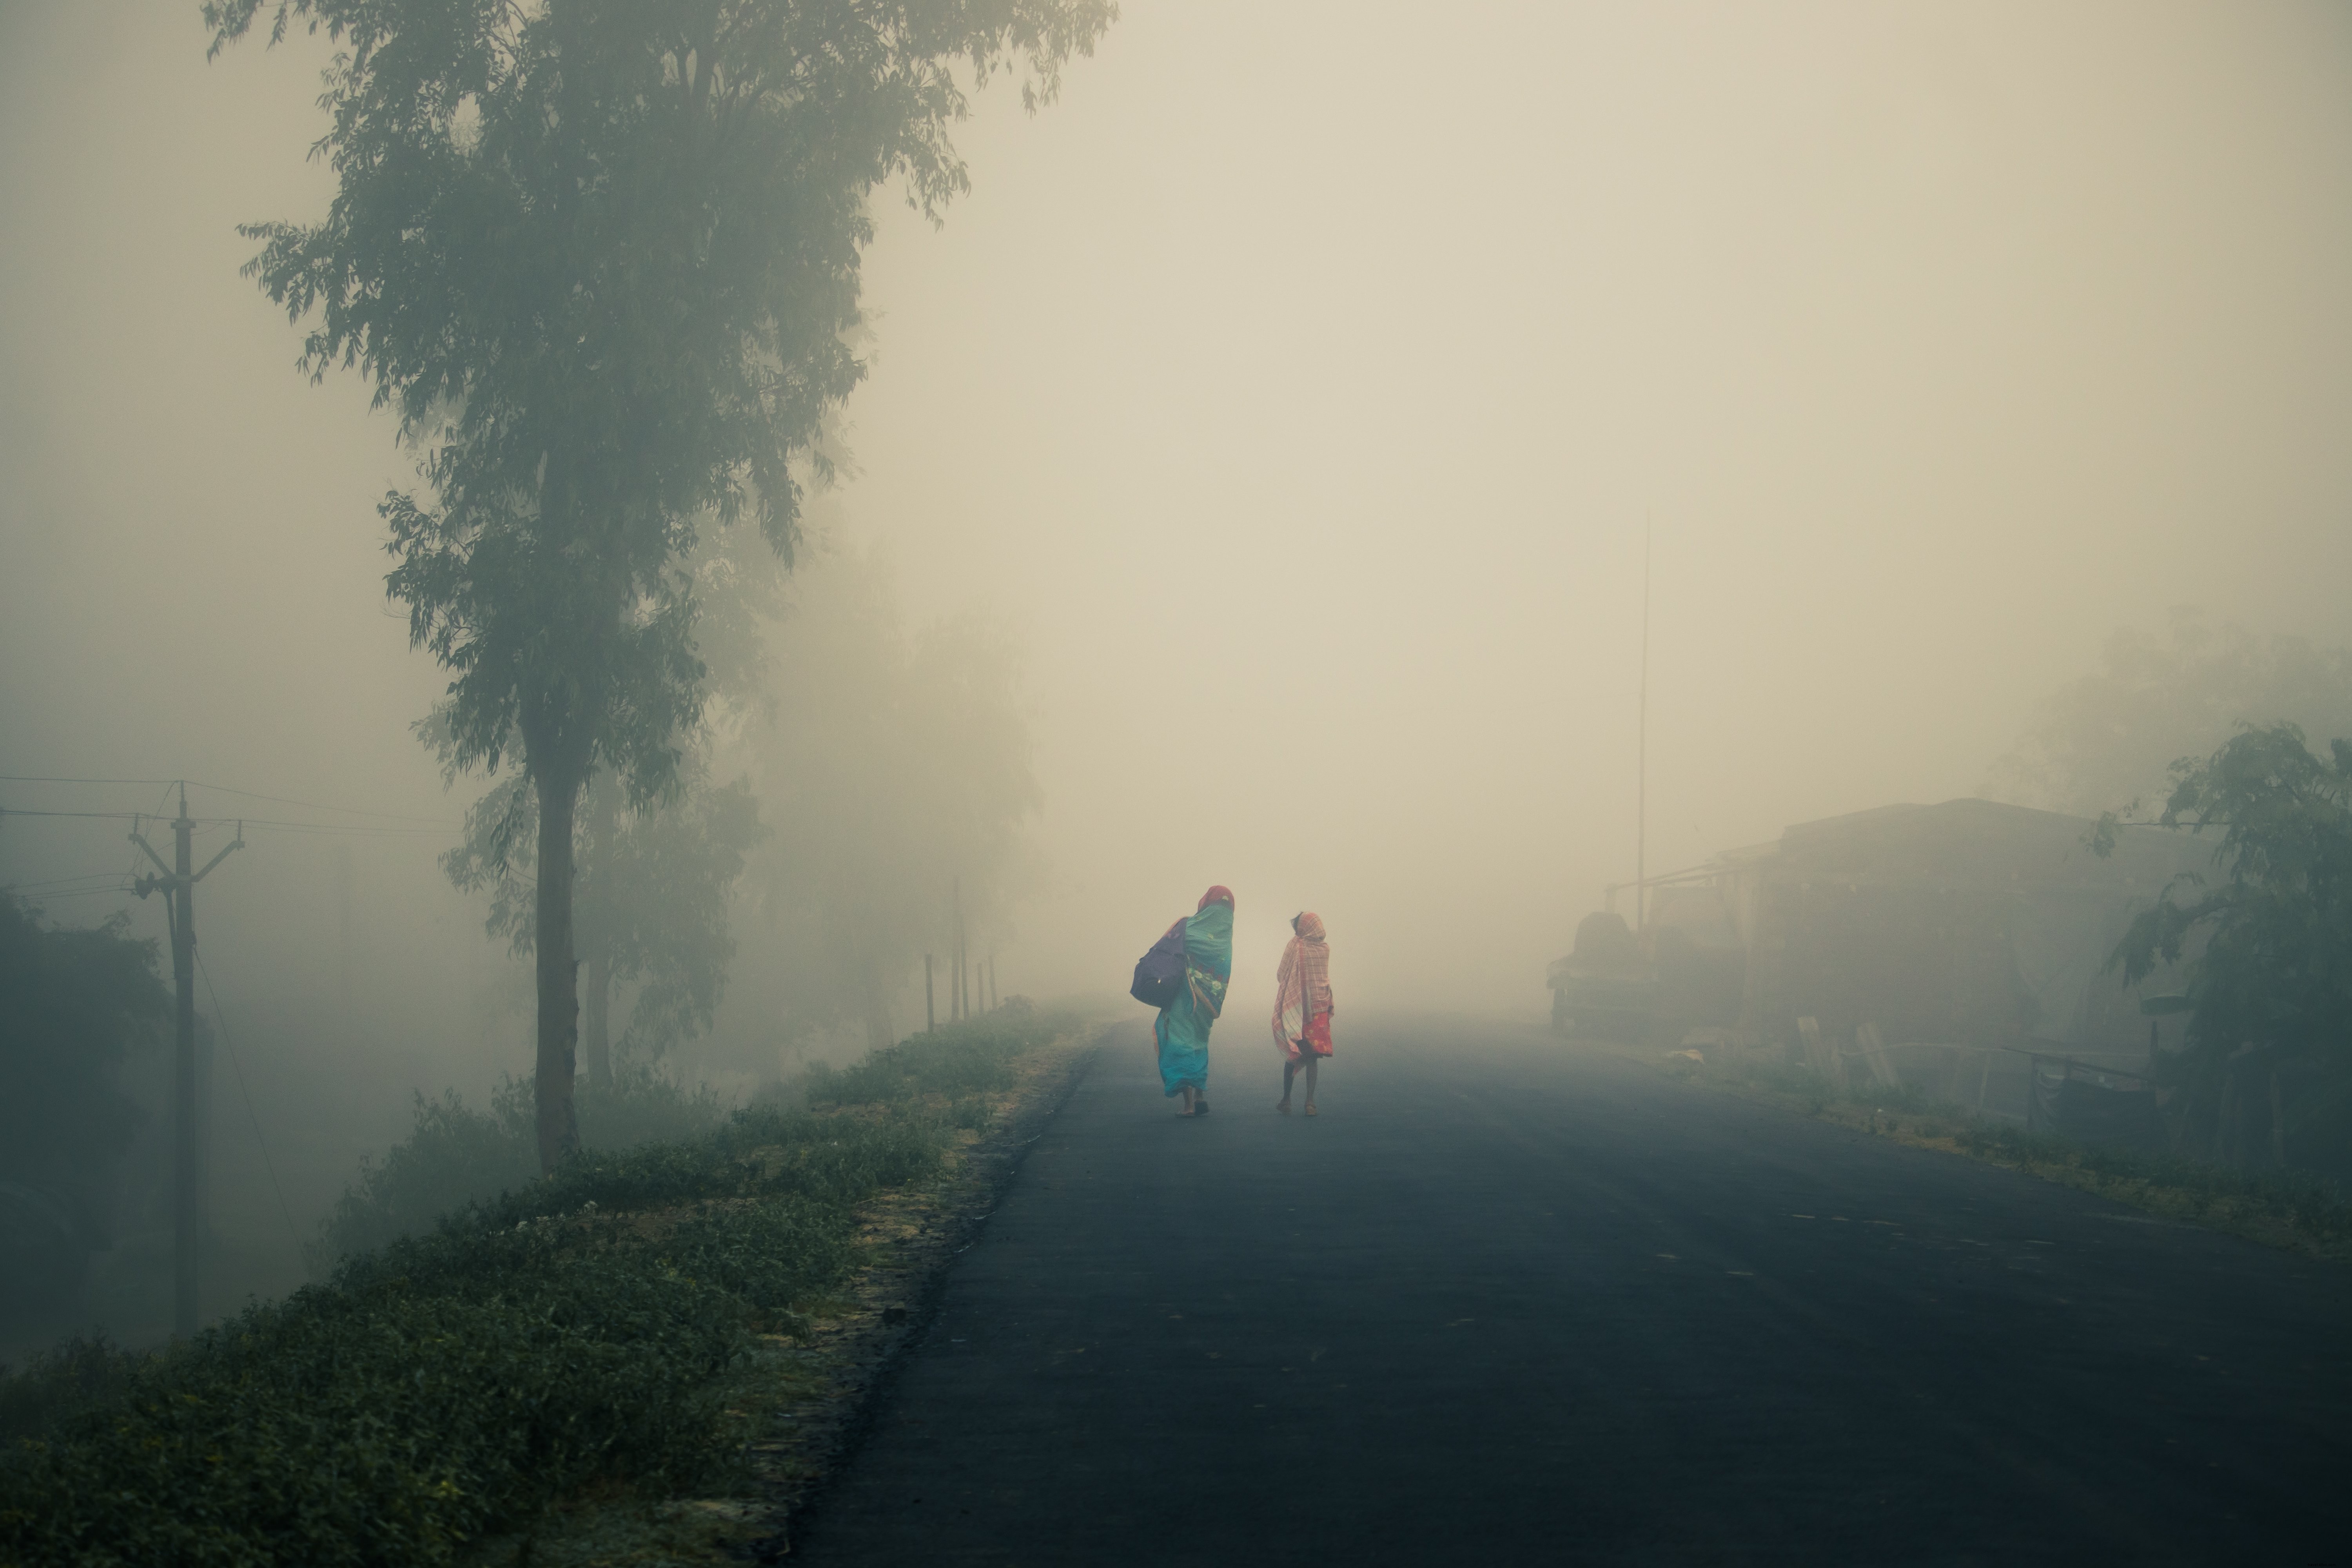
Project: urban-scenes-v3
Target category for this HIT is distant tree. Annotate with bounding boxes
[433,533,780,1083]
[0,895,169,1301]
[208,0,1114,1169]
[2105,724,2352,1171]
[443,761,764,1081]
[730,545,1039,1051]
[1989,609,2352,816]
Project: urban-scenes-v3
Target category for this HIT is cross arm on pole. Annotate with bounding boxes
[192,823,244,884]
[130,825,174,880]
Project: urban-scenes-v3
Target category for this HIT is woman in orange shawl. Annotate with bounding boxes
[1272,911,1334,1115]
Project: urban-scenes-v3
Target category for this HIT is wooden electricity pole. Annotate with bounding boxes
[925,953,936,1033]
[132,785,243,1340]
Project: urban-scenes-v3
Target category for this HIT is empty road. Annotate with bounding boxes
[792,1017,2350,1565]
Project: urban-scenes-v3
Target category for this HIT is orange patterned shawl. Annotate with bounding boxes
[1271,911,1331,1058]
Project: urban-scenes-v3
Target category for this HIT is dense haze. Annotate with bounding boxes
[5,0,2352,1287]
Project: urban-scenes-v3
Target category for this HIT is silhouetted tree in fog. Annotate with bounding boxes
[734,546,1039,1050]
[0,896,169,1309]
[432,535,782,1083]
[1990,609,2352,815]
[207,0,1114,1169]
[2103,724,2352,1173]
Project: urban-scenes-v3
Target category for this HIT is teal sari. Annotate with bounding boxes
[1154,900,1232,1096]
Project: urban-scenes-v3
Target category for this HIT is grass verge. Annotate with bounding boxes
[1615,1039,2352,1265]
[0,1007,1099,1568]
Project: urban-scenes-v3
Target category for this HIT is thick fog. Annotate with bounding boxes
[5,1,2352,1316]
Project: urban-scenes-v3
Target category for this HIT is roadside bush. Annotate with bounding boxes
[0,1009,1080,1567]
[1955,1121,2352,1241]
[808,1010,1069,1110]
[0,1335,139,1446]
[310,1071,731,1270]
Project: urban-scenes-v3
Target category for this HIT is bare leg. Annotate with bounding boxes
[1278,1059,1296,1111]
[1178,1084,1198,1116]
[1303,1057,1319,1111]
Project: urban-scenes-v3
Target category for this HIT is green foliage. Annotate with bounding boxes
[1953,1121,2352,1242]
[0,1336,140,1447]
[311,1073,730,1271]
[0,895,169,1289]
[806,1007,1058,1109]
[442,764,766,1066]
[2105,724,2352,1169]
[0,1009,1076,1566]
[206,0,1114,1167]
[205,0,1106,795]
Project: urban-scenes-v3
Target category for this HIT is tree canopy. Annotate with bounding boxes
[209,0,1113,1167]
[0,895,169,1299]
[2105,723,2352,1171]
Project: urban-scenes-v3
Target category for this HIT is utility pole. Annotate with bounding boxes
[1636,519,1651,933]
[953,877,966,1022]
[335,840,354,1018]
[132,785,243,1340]
[924,953,935,1033]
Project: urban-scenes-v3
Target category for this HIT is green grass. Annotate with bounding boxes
[1947,1120,2352,1245]
[1652,1044,2352,1252]
[0,1009,1079,1568]
[309,1072,732,1272]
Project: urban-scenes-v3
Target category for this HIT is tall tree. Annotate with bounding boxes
[2105,723,2352,1168]
[209,0,1114,1169]
[0,895,170,1301]
[432,519,782,1083]
[443,760,765,1080]
[727,544,1039,1051]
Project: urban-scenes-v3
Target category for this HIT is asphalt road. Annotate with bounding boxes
[791,1016,2351,1566]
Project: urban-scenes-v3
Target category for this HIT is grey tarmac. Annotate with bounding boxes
[789,1016,2351,1566]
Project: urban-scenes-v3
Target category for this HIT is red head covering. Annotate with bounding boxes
[1198,885,1234,911]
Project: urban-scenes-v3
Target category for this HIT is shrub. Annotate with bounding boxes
[0,1007,1080,1566]
[309,1072,730,1271]
[1954,1121,2352,1241]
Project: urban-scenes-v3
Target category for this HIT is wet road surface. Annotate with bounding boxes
[791,1017,2350,1565]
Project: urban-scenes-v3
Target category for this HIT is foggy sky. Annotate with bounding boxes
[5,0,2351,1059]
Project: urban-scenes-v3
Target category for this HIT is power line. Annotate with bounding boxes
[181,782,456,825]
[233,817,456,836]
[0,775,454,825]
[3,806,456,836]
[0,807,149,821]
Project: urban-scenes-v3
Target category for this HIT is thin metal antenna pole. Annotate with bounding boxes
[1637,519,1650,932]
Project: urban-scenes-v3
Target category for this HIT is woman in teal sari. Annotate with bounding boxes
[1156,886,1234,1116]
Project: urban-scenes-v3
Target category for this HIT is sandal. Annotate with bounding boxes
[1194,1099,1210,1116]
[1304,1104,1318,1117]
[1275,1100,1291,1115]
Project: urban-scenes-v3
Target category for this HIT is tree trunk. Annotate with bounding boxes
[584,954,613,1087]
[534,768,584,1172]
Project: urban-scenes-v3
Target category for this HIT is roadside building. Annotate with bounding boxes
[1561,798,2203,1132]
